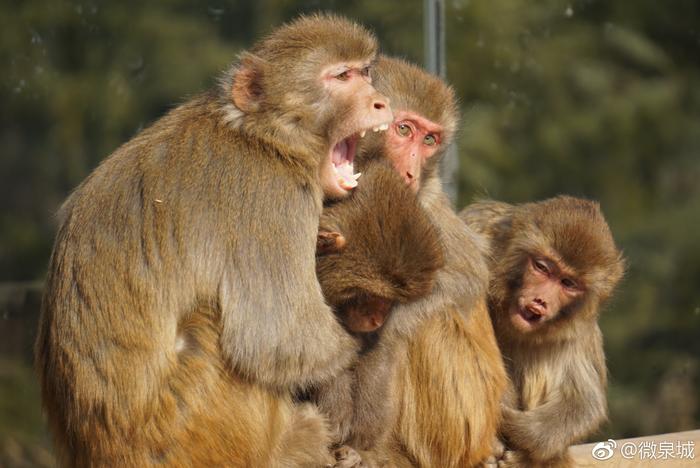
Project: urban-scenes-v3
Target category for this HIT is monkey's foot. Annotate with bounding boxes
[331,445,367,468]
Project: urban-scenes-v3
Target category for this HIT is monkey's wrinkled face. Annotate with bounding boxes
[509,256,584,333]
[384,110,443,191]
[319,62,393,199]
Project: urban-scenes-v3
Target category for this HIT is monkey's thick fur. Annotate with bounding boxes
[35,15,383,467]
[357,56,508,467]
[462,196,625,467]
[312,161,444,465]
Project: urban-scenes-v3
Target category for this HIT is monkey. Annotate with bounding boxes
[460,196,625,468]
[34,14,394,467]
[351,56,508,467]
[309,160,445,467]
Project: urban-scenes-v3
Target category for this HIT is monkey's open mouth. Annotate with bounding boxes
[331,124,389,190]
[331,135,361,190]
[518,305,544,324]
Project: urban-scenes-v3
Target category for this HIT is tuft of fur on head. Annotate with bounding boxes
[471,196,625,344]
[250,13,377,68]
[317,161,445,310]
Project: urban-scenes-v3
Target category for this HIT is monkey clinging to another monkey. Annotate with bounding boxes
[462,196,625,468]
[311,160,445,466]
[353,56,506,468]
[35,14,394,467]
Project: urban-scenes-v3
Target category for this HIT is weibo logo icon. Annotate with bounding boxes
[591,439,617,461]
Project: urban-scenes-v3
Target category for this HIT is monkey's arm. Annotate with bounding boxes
[501,340,606,461]
[217,160,357,391]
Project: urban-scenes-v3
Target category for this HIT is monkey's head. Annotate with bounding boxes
[491,196,624,343]
[316,161,444,336]
[356,55,459,192]
[223,14,393,200]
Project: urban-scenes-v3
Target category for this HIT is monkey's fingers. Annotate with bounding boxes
[332,445,367,468]
[317,231,347,256]
[497,450,526,468]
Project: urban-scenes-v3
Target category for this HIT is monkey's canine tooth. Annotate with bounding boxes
[360,130,366,138]
[379,123,389,131]
[373,127,379,132]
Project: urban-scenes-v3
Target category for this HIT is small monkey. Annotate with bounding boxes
[35,14,393,467]
[356,56,507,467]
[311,160,445,467]
[461,196,625,468]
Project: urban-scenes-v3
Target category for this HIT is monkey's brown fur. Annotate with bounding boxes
[317,161,444,310]
[312,161,444,465]
[461,196,625,467]
[358,56,507,467]
[35,14,386,467]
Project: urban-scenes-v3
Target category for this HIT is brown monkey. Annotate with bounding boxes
[34,14,393,468]
[311,161,444,466]
[460,196,625,468]
[354,56,507,467]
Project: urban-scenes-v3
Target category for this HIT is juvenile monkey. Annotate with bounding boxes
[35,14,393,467]
[312,161,444,466]
[356,56,507,467]
[461,196,625,468]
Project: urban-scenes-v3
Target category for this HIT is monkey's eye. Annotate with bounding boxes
[423,134,437,146]
[335,70,351,81]
[561,278,578,290]
[361,66,370,77]
[397,123,412,137]
[533,259,550,275]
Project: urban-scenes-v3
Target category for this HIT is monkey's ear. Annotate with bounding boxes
[317,230,346,256]
[232,53,267,113]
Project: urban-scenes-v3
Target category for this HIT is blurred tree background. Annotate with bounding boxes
[0,0,698,464]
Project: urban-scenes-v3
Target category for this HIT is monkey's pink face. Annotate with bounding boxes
[509,256,584,333]
[384,110,443,191]
[320,62,393,199]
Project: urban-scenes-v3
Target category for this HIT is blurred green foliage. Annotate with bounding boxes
[0,0,698,461]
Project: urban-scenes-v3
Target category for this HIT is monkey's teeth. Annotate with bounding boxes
[373,127,379,132]
[334,162,360,190]
[360,130,366,138]
[378,123,389,131]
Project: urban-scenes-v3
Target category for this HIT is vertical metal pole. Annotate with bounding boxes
[424,0,458,204]
[423,0,443,76]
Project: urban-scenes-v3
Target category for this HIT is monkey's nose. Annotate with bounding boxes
[406,171,414,180]
[373,101,387,110]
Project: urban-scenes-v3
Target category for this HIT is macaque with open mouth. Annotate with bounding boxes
[461,196,625,468]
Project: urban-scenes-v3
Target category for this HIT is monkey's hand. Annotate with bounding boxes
[317,231,347,256]
[330,445,368,468]
[496,449,529,468]
[480,437,506,467]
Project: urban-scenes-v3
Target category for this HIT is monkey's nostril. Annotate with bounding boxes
[374,101,386,110]
[406,172,414,179]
